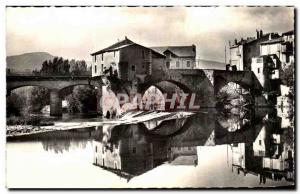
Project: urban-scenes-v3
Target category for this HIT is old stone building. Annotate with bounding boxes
[151,45,196,69]
[229,30,280,71]
[91,37,166,82]
[250,30,294,103]
[229,30,294,106]
[92,124,169,180]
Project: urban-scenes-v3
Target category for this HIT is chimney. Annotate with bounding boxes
[192,44,196,55]
[259,30,263,38]
[192,44,196,53]
[269,34,272,40]
[256,29,259,39]
[125,36,128,40]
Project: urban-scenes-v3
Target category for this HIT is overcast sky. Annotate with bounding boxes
[6,6,294,62]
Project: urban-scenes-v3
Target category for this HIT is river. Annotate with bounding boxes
[6,108,294,188]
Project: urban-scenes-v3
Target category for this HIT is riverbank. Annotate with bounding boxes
[6,111,195,137]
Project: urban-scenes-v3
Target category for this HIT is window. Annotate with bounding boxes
[132,65,135,71]
[95,146,97,153]
[187,61,191,67]
[257,68,260,74]
[142,50,145,58]
[166,61,170,68]
[176,61,180,67]
[133,147,136,154]
[286,55,290,63]
[94,55,97,62]
[257,58,263,63]
[95,65,97,74]
[114,51,115,57]
[101,54,103,61]
[259,140,262,145]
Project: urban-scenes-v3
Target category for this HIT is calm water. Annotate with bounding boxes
[6,108,295,188]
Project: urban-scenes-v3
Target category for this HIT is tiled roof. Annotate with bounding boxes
[91,38,134,56]
[260,37,284,45]
[91,37,165,57]
[230,33,280,47]
[150,46,196,57]
[282,30,294,36]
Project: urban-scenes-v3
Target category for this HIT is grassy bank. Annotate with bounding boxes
[6,115,54,126]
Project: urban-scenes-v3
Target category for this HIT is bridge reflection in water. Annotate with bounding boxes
[7,108,294,186]
[91,108,294,183]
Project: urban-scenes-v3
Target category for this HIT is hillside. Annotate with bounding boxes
[196,59,226,70]
[6,52,55,72]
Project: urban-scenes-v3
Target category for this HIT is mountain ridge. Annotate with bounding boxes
[7,52,55,72]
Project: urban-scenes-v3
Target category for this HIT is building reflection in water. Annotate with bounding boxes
[231,110,294,184]
[92,108,294,184]
[92,121,198,182]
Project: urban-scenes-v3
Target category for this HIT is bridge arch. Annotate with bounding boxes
[59,83,100,97]
[7,84,51,96]
[213,71,263,97]
[140,85,165,111]
[7,85,51,117]
[60,84,101,115]
[140,80,193,111]
[215,81,253,108]
[144,117,189,137]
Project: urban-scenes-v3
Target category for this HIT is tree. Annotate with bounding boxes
[63,59,70,75]
[39,57,70,76]
[66,85,97,114]
[70,60,87,75]
[6,93,25,116]
[281,64,294,89]
[28,87,50,113]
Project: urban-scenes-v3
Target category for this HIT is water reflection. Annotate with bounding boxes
[92,108,294,184]
[8,127,99,153]
[7,108,294,187]
[231,111,294,184]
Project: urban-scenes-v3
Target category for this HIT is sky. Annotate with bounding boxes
[6,6,294,62]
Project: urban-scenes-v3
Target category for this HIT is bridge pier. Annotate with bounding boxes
[50,89,62,117]
[96,87,102,114]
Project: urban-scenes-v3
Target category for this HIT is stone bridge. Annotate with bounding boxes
[6,75,102,116]
[105,69,265,115]
[7,69,265,117]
